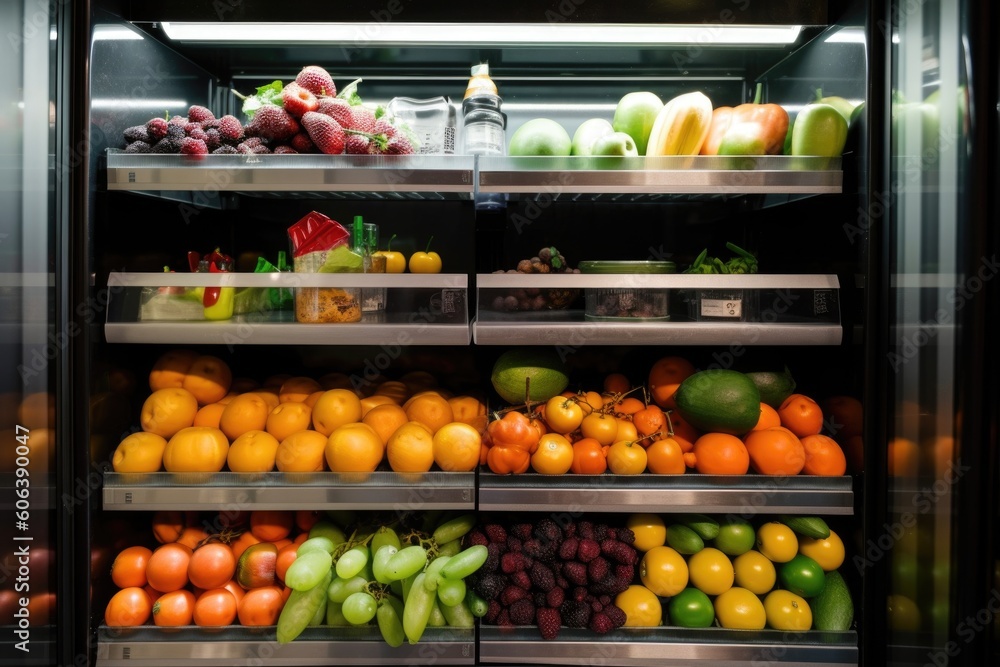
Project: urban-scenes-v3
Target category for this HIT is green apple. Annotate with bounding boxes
[571,118,615,156]
[591,132,638,156]
[612,92,664,156]
[508,118,573,156]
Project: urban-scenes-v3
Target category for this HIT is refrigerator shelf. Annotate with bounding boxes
[102,472,474,510]
[478,473,854,515]
[95,626,474,666]
[479,627,858,665]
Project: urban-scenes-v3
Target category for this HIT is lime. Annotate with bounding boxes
[714,518,756,556]
[667,588,714,628]
[778,554,826,598]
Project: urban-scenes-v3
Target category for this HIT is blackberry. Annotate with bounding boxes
[506,537,522,552]
[533,592,548,608]
[604,604,627,629]
[588,611,615,634]
[511,524,533,540]
[211,145,239,154]
[529,562,556,592]
[545,586,565,608]
[593,524,610,541]
[484,524,507,544]
[166,124,185,139]
[534,519,561,545]
[617,527,636,546]
[501,551,528,574]
[576,538,601,563]
[474,573,507,601]
[151,137,181,153]
[559,537,579,561]
[509,598,536,626]
[501,585,529,606]
[563,561,588,586]
[187,105,215,123]
[601,539,637,566]
[123,125,150,143]
[124,141,151,154]
[510,570,532,591]
[483,542,501,572]
[485,599,502,624]
[559,600,591,628]
[536,607,561,640]
[587,557,609,583]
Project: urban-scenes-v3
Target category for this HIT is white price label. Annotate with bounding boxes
[701,298,742,318]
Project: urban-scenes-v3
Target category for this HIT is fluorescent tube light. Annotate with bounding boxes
[92,98,188,110]
[159,22,802,46]
[824,27,866,44]
[94,24,143,41]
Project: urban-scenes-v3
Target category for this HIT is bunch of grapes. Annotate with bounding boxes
[277,514,487,645]
[466,517,637,639]
[491,246,582,312]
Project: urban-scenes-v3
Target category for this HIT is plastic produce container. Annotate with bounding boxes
[578,260,676,321]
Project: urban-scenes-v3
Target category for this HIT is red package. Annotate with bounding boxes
[287,211,350,258]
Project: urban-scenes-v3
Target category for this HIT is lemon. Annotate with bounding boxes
[626,513,667,552]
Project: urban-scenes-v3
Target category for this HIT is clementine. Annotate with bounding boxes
[432,422,482,472]
[800,434,848,476]
[275,430,328,472]
[326,423,384,473]
[182,355,232,405]
[311,389,363,436]
[265,402,313,442]
[227,430,279,472]
[744,426,806,475]
[691,433,750,475]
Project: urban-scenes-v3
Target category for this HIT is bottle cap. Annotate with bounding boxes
[465,63,498,98]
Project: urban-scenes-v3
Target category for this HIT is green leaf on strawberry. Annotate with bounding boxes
[336,78,364,106]
[234,80,285,118]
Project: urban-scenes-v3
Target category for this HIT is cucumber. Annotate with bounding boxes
[779,516,831,540]
[666,524,705,555]
[676,514,720,540]
[811,570,854,631]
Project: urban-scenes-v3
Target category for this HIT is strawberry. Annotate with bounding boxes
[281,83,319,118]
[187,105,215,123]
[344,134,371,155]
[317,97,353,128]
[180,137,208,156]
[385,135,415,155]
[349,106,376,133]
[247,105,299,141]
[290,132,316,153]
[301,111,345,155]
[295,65,336,97]
[146,117,168,140]
[373,118,397,138]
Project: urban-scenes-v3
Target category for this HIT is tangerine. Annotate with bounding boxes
[326,423,384,473]
[227,430,279,472]
[800,434,848,476]
[752,403,782,431]
[649,356,696,408]
[278,377,322,403]
[362,403,409,446]
[112,432,167,473]
[404,392,454,435]
[148,349,199,392]
[140,388,199,438]
[311,389,363,436]
[219,393,271,441]
[162,427,229,473]
[265,402,313,442]
[275,430,328,472]
[778,394,824,437]
[432,422,482,472]
[691,433,750,475]
[385,421,434,473]
[603,373,631,395]
[181,355,232,405]
[744,426,806,475]
[193,403,227,429]
[360,394,396,416]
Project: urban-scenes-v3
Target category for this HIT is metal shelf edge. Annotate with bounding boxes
[105,322,472,346]
[472,322,843,346]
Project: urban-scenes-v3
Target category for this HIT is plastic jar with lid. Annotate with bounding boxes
[578,260,676,321]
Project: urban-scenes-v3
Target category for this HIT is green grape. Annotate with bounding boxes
[465,590,488,618]
[403,573,435,644]
[439,545,488,581]
[342,591,378,625]
[309,520,346,546]
[326,601,349,627]
[402,571,418,601]
[422,556,452,592]
[371,526,402,553]
[386,545,428,581]
[285,550,334,591]
[377,600,406,648]
[277,569,333,644]
[327,575,368,604]
[436,578,466,608]
[359,559,375,583]
[390,579,404,598]
[335,546,370,579]
[431,513,476,545]
[427,599,446,627]
[387,595,404,618]
[308,594,328,627]
[297,536,335,556]
[372,545,399,584]
[436,539,462,558]
[440,600,475,628]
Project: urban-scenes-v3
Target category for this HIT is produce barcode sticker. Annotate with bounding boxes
[701,298,742,318]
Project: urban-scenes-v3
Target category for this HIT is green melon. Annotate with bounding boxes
[674,369,761,435]
[490,349,569,406]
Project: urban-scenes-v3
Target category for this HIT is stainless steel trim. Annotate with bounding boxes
[477,273,840,289]
[105,321,472,346]
[473,321,843,346]
[108,271,468,289]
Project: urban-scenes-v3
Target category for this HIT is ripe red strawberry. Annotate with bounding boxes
[248,105,299,141]
[349,106,376,132]
[180,137,208,156]
[187,127,208,142]
[295,65,336,97]
[217,115,244,143]
[301,111,345,155]
[373,118,397,138]
[385,135,415,155]
[344,133,371,155]
[281,83,319,119]
[188,105,215,123]
[317,97,353,128]
[273,145,298,154]
[290,132,316,153]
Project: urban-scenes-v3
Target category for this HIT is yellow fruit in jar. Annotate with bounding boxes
[112,432,168,473]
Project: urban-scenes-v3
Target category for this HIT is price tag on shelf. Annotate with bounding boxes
[701,298,742,318]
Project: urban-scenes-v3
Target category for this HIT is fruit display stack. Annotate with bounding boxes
[120,66,415,156]
[103,509,487,646]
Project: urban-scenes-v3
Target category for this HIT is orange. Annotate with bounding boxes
[570,437,608,474]
[373,380,409,405]
[319,372,354,391]
[385,421,434,473]
[162,427,230,473]
[145,543,192,593]
[327,423,385,473]
[646,437,686,474]
[633,405,667,440]
[193,403,227,429]
[360,394,396,416]
[304,391,325,409]
[432,422,482,472]
[666,410,701,444]
[140,388,199,438]
[227,430,279,472]
[777,394,824,437]
[111,546,153,588]
[404,392,454,434]
[250,510,293,542]
[229,531,261,561]
[275,430,328,472]
[603,373,631,395]
[800,434,848,476]
[149,349,199,391]
[253,389,281,411]
[691,433,750,475]
[278,376,322,403]
[744,426,806,475]
[152,510,185,544]
[448,395,488,434]
[362,403,409,445]
[187,543,237,590]
[182,355,232,405]
[614,397,645,416]
[311,389,363,436]
[219,393,271,441]
[821,395,863,441]
[265,402,313,442]
[530,433,575,474]
[648,356,696,409]
[176,525,209,550]
[752,403,781,431]
[112,432,167,473]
